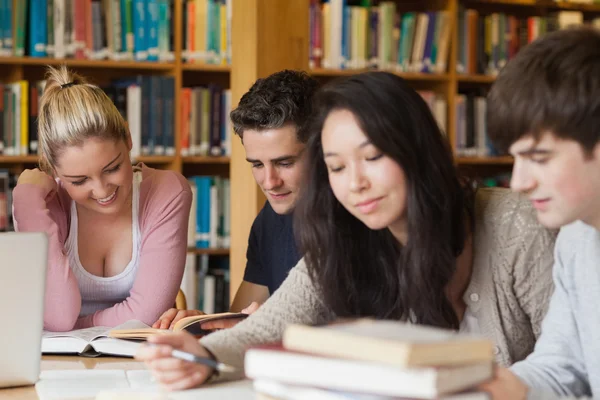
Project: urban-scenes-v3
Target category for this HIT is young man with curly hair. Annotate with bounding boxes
[153,70,319,328]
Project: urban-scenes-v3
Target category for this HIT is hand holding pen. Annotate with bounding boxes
[135,331,234,390]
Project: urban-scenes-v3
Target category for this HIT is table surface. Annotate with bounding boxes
[0,356,255,400]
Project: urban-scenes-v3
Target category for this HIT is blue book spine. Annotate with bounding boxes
[4,0,12,53]
[162,76,175,154]
[148,75,161,153]
[211,0,220,63]
[341,1,350,69]
[133,0,147,60]
[146,0,159,61]
[0,0,5,53]
[30,0,48,57]
[194,177,211,249]
[422,12,437,73]
[120,0,128,53]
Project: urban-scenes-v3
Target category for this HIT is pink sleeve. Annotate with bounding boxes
[12,184,81,332]
[74,184,192,328]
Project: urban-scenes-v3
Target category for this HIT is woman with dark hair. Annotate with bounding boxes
[136,71,556,390]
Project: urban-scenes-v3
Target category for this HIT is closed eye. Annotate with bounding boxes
[366,154,383,162]
[106,163,122,173]
[327,165,344,173]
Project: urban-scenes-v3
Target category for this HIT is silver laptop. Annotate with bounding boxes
[0,232,48,388]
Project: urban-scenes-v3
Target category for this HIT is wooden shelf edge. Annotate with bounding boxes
[0,155,39,163]
[466,0,600,12]
[0,155,176,164]
[134,156,177,164]
[182,63,231,72]
[0,56,175,70]
[310,68,450,81]
[182,156,230,164]
[457,156,514,165]
[458,74,496,84]
[187,247,230,255]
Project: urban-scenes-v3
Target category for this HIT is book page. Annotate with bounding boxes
[43,320,151,343]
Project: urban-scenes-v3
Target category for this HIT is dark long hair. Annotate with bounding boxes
[295,72,470,329]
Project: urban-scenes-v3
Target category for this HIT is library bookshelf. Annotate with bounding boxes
[1,0,597,305]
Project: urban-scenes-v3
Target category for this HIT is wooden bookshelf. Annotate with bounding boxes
[182,64,232,73]
[457,74,496,84]
[466,0,600,12]
[182,156,231,164]
[457,156,514,165]
[311,68,451,82]
[4,0,595,304]
[0,156,39,164]
[0,56,176,70]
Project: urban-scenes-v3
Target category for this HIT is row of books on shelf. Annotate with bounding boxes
[0,0,173,61]
[0,0,232,64]
[454,93,498,158]
[309,0,452,73]
[181,253,230,314]
[457,9,600,76]
[246,320,493,400]
[180,86,232,157]
[187,175,230,250]
[182,0,231,65]
[0,75,231,157]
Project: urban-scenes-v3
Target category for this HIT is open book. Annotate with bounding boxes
[42,320,149,357]
[109,312,248,340]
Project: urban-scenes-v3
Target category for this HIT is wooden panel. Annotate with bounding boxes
[229,0,310,303]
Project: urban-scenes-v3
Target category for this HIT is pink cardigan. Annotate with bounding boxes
[13,164,192,332]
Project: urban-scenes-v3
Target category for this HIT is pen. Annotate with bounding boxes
[168,349,237,373]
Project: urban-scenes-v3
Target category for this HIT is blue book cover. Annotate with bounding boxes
[29,0,48,57]
[422,12,437,73]
[161,76,175,154]
[341,0,350,69]
[146,0,159,61]
[133,0,147,60]
[193,176,212,249]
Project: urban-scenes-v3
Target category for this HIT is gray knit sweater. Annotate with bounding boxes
[201,188,556,382]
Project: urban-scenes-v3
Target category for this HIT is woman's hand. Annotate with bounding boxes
[200,301,261,331]
[152,309,206,330]
[17,169,57,199]
[135,332,214,390]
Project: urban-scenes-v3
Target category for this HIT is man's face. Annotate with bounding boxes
[509,132,600,229]
[243,125,306,215]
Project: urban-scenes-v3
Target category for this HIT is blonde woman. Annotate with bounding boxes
[13,66,192,332]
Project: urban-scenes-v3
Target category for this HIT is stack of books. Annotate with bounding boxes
[245,319,494,400]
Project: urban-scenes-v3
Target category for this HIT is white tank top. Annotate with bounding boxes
[65,172,142,317]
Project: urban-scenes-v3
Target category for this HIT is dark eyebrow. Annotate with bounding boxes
[324,140,372,158]
[246,153,301,164]
[516,148,551,157]
[63,153,122,178]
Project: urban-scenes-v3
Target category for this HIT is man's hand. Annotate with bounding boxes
[135,332,213,391]
[17,169,57,199]
[152,309,205,330]
[200,301,261,331]
[479,367,528,400]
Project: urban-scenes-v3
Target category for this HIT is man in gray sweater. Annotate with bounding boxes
[481,27,600,400]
